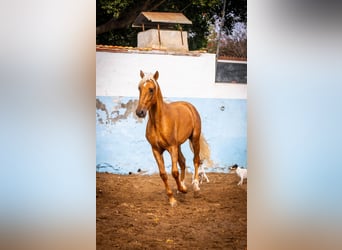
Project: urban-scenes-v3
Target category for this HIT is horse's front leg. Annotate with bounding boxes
[152,147,176,206]
[170,146,187,193]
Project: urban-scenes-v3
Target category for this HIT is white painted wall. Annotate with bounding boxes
[96,51,246,99]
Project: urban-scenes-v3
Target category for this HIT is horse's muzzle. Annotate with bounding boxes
[136,108,147,118]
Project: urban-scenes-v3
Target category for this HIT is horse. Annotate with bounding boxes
[136,70,203,206]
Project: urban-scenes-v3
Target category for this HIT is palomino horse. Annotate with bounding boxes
[136,70,202,206]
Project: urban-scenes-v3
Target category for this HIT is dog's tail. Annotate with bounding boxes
[189,133,214,167]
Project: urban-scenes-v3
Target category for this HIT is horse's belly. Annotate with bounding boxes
[146,129,189,149]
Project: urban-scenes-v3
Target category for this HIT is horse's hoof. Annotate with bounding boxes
[180,181,187,193]
[179,186,187,193]
[192,179,200,192]
[169,198,177,207]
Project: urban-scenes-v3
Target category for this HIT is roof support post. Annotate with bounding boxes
[157,24,161,46]
[180,25,184,45]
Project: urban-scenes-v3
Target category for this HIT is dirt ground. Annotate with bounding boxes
[96,171,247,250]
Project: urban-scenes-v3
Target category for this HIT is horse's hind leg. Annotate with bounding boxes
[178,146,187,192]
[190,135,201,192]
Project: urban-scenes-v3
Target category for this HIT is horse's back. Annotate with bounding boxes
[169,101,201,134]
[169,101,200,120]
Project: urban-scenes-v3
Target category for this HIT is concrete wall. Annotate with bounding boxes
[96,51,247,174]
[137,29,189,51]
[96,52,246,99]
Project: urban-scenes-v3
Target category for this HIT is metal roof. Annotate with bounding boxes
[132,12,192,28]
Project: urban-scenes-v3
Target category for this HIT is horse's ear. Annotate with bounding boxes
[140,70,145,79]
[154,71,159,81]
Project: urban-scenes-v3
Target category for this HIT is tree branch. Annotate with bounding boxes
[96,0,167,36]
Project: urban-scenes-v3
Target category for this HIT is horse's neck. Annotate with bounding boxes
[149,91,166,126]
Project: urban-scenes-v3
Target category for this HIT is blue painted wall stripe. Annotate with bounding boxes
[96,96,247,174]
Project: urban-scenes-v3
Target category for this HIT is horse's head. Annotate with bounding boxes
[136,70,159,118]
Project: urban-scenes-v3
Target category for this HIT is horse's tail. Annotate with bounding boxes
[189,133,214,167]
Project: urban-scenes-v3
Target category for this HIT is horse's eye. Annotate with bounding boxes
[149,88,154,94]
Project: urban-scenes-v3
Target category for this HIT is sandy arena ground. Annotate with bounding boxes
[97,171,247,249]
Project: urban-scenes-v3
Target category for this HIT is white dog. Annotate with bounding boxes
[191,164,209,191]
[229,164,247,185]
[198,164,209,184]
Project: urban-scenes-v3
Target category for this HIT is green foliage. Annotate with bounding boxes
[221,0,247,35]
[96,28,138,47]
[98,0,133,18]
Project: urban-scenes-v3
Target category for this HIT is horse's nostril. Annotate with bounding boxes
[136,109,145,118]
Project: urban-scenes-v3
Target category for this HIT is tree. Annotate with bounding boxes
[208,22,247,58]
[96,0,166,35]
[222,22,247,58]
[215,0,247,35]
[96,0,246,51]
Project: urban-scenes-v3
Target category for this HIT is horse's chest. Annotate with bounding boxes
[146,125,173,149]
